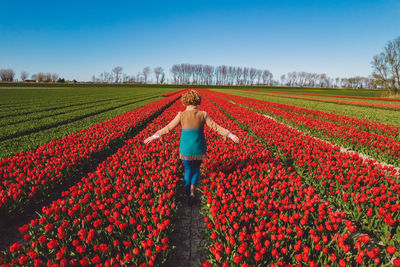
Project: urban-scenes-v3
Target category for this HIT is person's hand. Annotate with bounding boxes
[228,132,239,143]
[144,134,160,144]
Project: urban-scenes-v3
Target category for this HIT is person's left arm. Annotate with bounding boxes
[204,111,239,143]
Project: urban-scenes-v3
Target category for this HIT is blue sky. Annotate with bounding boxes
[1,0,399,81]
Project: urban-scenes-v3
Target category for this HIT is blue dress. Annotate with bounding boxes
[179,127,207,160]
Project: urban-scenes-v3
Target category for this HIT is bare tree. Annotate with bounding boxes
[154,67,163,84]
[334,77,340,88]
[280,74,286,85]
[136,72,143,83]
[43,73,52,82]
[371,36,400,94]
[227,66,234,85]
[121,73,131,83]
[142,66,151,83]
[112,66,123,83]
[242,67,249,85]
[128,75,136,83]
[236,67,243,85]
[20,71,29,81]
[0,69,15,82]
[51,73,59,82]
[204,65,214,85]
[160,72,166,84]
[170,65,179,84]
[255,69,262,85]
[262,70,272,85]
[37,72,45,82]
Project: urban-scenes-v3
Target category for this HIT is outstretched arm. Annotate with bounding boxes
[204,112,239,143]
[144,112,181,144]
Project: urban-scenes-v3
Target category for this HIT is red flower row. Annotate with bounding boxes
[216,90,400,139]
[242,89,400,102]
[161,88,188,97]
[247,90,400,110]
[207,90,400,166]
[200,89,400,260]
[196,92,395,266]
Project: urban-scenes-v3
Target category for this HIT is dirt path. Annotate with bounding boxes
[165,181,207,267]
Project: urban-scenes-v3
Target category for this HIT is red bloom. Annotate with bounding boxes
[91,255,100,264]
[76,245,86,254]
[79,257,89,266]
[387,245,397,255]
[9,242,21,252]
[358,234,370,244]
[47,239,58,250]
[125,253,133,262]
[38,235,47,245]
[233,254,242,264]
[18,255,28,265]
[18,224,29,234]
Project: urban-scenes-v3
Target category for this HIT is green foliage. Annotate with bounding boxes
[218,89,400,127]
[0,82,386,96]
[0,87,175,158]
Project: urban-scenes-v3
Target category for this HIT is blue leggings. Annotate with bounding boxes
[183,160,202,192]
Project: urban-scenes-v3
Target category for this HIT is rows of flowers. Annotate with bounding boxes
[216,90,400,140]
[2,87,399,266]
[196,93,395,266]
[0,94,179,218]
[0,97,189,266]
[207,90,400,167]
[242,89,400,102]
[249,91,400,111]
[201,90,400,254]
[161,89,188,97]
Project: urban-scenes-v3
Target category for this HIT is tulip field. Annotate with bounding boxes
[218,89,400,128]
[239,89,400,110]
[1,87,400,266]
[0,87,172,159]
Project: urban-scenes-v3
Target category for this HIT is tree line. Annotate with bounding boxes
[1,35,399,93]
[0,66,375,89]
[170,64,273,86]
[91,66,166,84]
[91,64,371,89]
[280,72,373,89]
[0,69,64,83]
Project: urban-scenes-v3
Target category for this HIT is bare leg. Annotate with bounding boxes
[190,185,195,197]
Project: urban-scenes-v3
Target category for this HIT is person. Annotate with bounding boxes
[144,90,239,205]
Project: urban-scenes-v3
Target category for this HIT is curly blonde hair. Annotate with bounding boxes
[181,90,201,106]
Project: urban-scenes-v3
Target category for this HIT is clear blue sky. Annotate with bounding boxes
[1,0,399,81]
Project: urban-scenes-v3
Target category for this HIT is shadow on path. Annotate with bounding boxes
[164,180,207,267]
